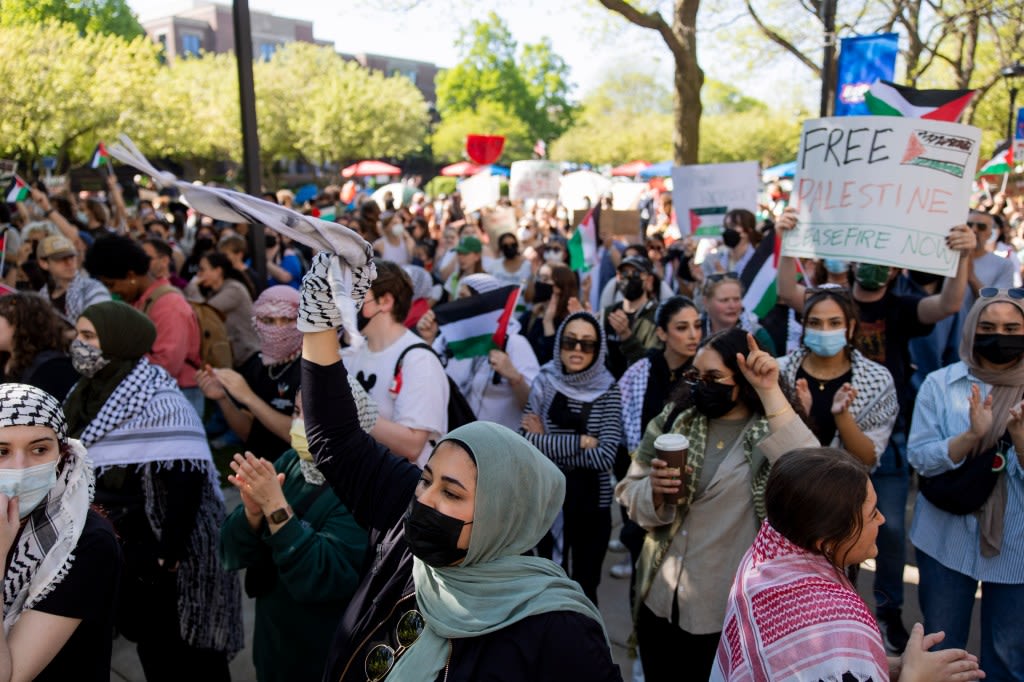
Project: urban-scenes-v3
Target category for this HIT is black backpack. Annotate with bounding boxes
[393,343,476,431]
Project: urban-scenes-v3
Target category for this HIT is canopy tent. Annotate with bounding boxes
[638,161,673,179]
[341,160,402,178]
[441,161,483,177]
[762,160,797,181]
[611,160,651,177]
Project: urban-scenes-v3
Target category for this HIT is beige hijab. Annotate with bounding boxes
[957,291,1024,556]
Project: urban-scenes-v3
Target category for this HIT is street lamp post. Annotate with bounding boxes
[1001,61,1024,149]
[232,0,266,283]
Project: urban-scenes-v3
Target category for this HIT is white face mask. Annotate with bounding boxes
[391,223,406,238]
[0,460,58,519]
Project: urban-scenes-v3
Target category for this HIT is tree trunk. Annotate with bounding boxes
[673,0,703,165]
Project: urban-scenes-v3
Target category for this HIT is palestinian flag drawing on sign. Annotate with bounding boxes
[90,142,111,169]
[690,206,728,236]
[4,175,29,203]
[432,285,520,359]
[865,81,974,122]
[900,129,974,178]
[976,142,1012,178]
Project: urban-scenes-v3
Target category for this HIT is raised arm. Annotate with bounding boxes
[917,224,976,325]
[774,208,805,311]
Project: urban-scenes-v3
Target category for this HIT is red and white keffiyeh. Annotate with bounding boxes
[711,522,889,682]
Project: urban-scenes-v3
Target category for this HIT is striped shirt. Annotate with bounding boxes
[907,361,1024,583]
[522,386,623,508]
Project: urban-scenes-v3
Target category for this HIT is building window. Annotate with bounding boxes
[182,33,202,57]
[259,42,278,61]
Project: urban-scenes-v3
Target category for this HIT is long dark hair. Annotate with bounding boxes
[548,263,578,326]
[0,293,69,380]
[801,288,859,357]
[200,251,254,299]
[765,447,869,574]
[664,327,767,420]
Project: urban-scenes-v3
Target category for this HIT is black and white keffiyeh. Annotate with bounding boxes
[0,384,93,634]
[107,134,376,350]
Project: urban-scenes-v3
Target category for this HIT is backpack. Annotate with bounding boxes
[143,285,234,369]
[392,343,476,431]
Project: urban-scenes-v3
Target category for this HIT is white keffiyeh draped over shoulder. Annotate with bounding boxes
[107,134,376,350]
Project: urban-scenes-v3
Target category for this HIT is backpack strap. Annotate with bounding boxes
[141,284,179,314]
[393,342,443,376]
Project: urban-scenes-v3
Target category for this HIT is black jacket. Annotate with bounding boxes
[303,359,622,682]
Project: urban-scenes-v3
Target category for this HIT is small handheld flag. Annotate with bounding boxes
[432,285,520,360]
[90,142,111,170]
[4,175,29,204]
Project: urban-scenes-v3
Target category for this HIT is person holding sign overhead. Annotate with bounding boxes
[776,206,976,654]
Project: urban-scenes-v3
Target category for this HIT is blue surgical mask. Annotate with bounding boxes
[804,328,848,358]
[0,460,58,519]
[823,258,848,275]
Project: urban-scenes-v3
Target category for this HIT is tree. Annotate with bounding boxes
[0,21,160,172]
[699,110,801,165]
[435,12,577,147]
[0,0,144,40]
[431,102,534,163]
[595,0,704,164]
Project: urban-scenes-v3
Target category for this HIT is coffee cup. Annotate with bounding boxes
[654,433,690,504]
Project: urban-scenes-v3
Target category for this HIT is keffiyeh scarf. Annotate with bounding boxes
[710,522,887,682]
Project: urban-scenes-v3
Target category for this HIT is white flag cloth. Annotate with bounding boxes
[107,134,376,350]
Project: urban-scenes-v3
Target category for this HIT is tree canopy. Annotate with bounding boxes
[0,0,144,39]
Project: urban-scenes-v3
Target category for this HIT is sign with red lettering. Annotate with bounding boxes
[782,116,981,277]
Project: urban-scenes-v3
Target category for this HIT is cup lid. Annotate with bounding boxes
[654,433,689,450]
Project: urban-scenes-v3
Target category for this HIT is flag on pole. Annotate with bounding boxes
[90,142,111,169]
[568,205,600,272]
[976,142,1012,178]
[864,80,974,122]
[533,139,546,158]
[432,285,520,359]
[740,229,783,319]
[4,175,29,203]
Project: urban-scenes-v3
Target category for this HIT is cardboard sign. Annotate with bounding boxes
[0,160,16,187]
[572,209,642,239]
[460,172,501,213]
[509,161,561,201]
[481,206,517,242]
[782,116,981,277]
[671,161,760,237]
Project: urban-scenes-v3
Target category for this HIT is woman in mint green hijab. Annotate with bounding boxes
[298,250,622,681]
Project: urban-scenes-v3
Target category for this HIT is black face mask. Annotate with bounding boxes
[356,308,379,332]
[403,500,472,567]
[193,237,214,254]
[619,277,645,301]
[973,333,1024,365]
[692,380,737,418]
[500,243,518,260]
[722,228,741,249]
[533,281,553,304]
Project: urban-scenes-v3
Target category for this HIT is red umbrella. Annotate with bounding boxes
[341,160,402,178]
[611,160,651,177]
[440,161,483,177]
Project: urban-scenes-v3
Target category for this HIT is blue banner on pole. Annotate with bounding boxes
[834,33,899,116]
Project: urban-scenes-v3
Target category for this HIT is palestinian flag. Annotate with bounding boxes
[976,142,1012,178]
[864,80,974,122]
[568,205,600,272]
[4,175,29,203]
[740,228,782,319]
[432,285,520,359]
[90,141,111,168]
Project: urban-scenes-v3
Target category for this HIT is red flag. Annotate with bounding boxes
[466,135,505,165]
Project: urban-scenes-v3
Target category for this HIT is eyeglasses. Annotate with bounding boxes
[365,610,425,681]
[967,221,992,231]
[979,287,1024,300]
[682,368,735,386]
[561,336,599,354]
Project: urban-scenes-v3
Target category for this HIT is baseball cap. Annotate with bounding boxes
[38,235,77,260]
[454,236,483,254]
[618,255,653,275]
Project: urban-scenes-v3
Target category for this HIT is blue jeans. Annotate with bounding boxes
[180,386,205,420]
[870,429,909,616]
[916,548,1024,681]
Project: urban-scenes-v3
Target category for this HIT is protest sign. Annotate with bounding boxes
[671,161,760,236]
[572,209,641,239]
[481,206,517,242]
[782,116,981,277]
[611,182,646,210]
[509,160,561,201]
[0,160,16,188]
[460,172,501,213]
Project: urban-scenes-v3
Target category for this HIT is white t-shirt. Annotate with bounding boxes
[487,259,533,289]
[442,333,540,430]
[344,329,449,466]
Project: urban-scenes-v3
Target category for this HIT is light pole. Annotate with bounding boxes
[232,0,265,282]
[819,0,838,117]
[1001,61,1024,148]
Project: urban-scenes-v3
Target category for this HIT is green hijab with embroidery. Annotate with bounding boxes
[387,421,608,681]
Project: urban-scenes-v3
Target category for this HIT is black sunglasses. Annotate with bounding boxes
[561,336,599,354]
[805,284,853,301]
[967,221,992,230]
[681,367,735,386]
[365,610,425,681]
[706,271,739,284]
[979,287,1024,300]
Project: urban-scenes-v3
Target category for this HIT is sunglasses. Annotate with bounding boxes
[561,336,599,354]
[967,221,992,230]
[706,271,739,284]
[979,287,1024,300]
[682,368,735,386]
[365,610,425,681]
[804,284,853,301]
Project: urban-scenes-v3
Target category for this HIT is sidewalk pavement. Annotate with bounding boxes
[112,489,981,681]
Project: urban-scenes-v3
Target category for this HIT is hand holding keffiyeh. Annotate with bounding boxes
[298,253,343,332]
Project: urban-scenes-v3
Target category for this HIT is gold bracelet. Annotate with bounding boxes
[764,405,792,419]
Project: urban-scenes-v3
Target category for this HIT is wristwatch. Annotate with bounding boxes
[268,506,291,524]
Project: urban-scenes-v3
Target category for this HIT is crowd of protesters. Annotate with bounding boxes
[0,170,1019,681]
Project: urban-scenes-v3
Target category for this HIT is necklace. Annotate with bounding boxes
[716,440,725,450]
[267,354,299,380]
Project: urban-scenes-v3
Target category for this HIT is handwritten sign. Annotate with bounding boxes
[460,171,500,213]
[671,161,760,236]
[782,116,981,277]
[509,161,561,201]
[0,160,16,187]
